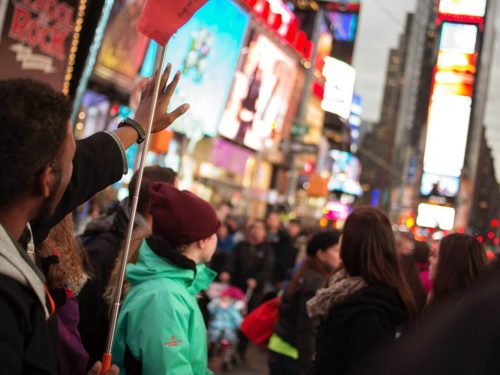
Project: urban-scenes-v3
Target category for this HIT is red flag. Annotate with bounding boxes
[137,0,208,46]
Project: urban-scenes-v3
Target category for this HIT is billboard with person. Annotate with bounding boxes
[219,29,298,151]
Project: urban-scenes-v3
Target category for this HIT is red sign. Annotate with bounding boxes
[0,0,78,90]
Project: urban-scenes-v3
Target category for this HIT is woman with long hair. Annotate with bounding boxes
[268,230,342,375]
[428,233,486,310]
[309,207,416,375]
[36,215,90,375]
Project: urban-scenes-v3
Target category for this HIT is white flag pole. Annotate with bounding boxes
[100,44,167,374]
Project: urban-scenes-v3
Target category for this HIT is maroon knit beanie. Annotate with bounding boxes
[149,182,220,247]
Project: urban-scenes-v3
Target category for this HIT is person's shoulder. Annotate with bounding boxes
[0,274,37,324]
[125,278,194,311]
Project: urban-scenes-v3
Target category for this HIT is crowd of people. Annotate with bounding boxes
[2,74,500,375]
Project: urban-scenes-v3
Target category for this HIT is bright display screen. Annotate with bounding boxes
[420,172,460,198]
[321,57,356,120]
[439,0,487,17]
[440,22,478,54]
[423,95,472,177]
[94,0,150,90]
[219,31,298,150]
[155,0,250,138]
[327,11,359,42]
[417,204,456,231]
[328,150,363,196]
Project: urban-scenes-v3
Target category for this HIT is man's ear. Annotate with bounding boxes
[197,238,208,249]
[37,166,54,199]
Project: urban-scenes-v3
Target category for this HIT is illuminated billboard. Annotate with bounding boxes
[94,0,150,90]
[439,0,487,18]
[321,57,356,120]
[417,203,455,231]
[420,172,460,198]
[423,95,472,177]
[219,31,298,151]
[328,150,363,196]
[439,23,478,54]
[159,0,250,138]
[326,11,359,42]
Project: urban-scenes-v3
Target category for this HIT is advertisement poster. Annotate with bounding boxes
[328,150,363,196]
[0,0,78,90]
[219,30,298,151]
[162,0,250,138]
[94,0,150,90]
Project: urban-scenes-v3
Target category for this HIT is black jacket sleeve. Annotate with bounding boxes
[295,274,324,374]
[32,132,124,244]
[254,244,275,289]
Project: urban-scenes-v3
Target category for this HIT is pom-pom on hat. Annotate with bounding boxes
[149,182,220,247]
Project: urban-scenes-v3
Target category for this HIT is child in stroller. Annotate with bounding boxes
[207,285,246,369]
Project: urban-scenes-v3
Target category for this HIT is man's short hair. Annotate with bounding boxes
[0,79,71,208]
[128,166,177,216]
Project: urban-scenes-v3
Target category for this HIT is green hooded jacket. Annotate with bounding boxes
[112,239,216,374]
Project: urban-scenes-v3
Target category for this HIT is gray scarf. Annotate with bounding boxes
[307,268,367,319]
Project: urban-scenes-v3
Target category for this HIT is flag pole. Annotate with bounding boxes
[100,44,167,375]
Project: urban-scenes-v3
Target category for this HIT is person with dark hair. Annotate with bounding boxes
[268,230,341,375]
[413,241,432,294]
[267,212,297,289]
[111,183,220,374]
[427,233,486,310]
[78,166,177,366]
[308,207,417,375]
[357,261,500,375]
[0,70,187,374]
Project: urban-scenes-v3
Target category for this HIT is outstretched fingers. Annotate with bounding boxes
[166,104,190,125]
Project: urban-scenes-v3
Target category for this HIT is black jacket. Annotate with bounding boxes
[230,241,275,294]
[365,266,500,375]
[268,230,297,283]
[0,133,124,374]
[274,268,325,373]
[313,284,407,375]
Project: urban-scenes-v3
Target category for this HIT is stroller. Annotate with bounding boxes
[206,284,250,371]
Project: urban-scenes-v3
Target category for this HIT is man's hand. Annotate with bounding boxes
[134,64,190,133]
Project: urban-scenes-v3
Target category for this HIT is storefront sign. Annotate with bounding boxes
[0,0,78,90]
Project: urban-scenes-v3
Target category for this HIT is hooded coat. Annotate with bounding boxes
[313,284,407,375]
[112,237,216,375]
[0,224,56,374]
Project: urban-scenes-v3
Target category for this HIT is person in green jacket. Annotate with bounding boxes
[112,182,220,374]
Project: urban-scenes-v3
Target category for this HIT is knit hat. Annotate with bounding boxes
[149,182,220,247]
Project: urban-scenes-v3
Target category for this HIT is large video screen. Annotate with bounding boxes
[423,95,472,177]
[439,0,487,17]
[321,57,356,120]
[158,0,250,138]
[219,30,298,150]
[440,22,478,54]
[326,11,359,42]
[328,150,363,196]
[417,203,455,231]
[420,172,460,198]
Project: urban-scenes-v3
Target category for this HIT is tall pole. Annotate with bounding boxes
[287,8,324,206]
[100,45,167,375]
